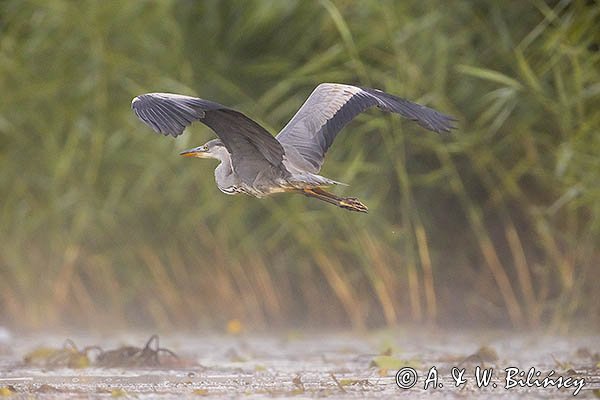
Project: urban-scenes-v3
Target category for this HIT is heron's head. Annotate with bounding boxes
[179,139,227,160]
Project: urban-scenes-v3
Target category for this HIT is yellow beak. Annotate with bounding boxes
[179,147,207,158]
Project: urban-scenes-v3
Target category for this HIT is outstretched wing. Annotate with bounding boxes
[276,83,456,173]
[131,93,285,178]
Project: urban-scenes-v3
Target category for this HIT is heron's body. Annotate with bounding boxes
[211,143,340,197]
[132,83,455,212]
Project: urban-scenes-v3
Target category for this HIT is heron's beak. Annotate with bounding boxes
[179,146,207,158]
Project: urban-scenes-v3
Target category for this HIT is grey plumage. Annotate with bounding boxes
[276,84,455,172]
[132,83,455,212]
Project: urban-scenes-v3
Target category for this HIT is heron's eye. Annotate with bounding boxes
[203,145,209,151]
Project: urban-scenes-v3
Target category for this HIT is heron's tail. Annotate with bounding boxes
[289,173,347,189]
[325,178,349,186]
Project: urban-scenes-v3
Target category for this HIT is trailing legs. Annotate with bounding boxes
[301,187,368,213]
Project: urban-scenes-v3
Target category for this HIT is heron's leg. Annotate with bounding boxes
[300,188,341,207]
[313,188,369,213]
[302,188,368,213]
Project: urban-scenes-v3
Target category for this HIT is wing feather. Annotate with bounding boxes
[131,93,286,183]
[276,83,456,172]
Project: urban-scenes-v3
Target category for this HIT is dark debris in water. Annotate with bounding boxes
[96,335,180,368]
[435,345,500,366]
[575,347,600,362]
[461,345,499,365]
[35,384,62,393]
[23,335,182,369]
[292,374,305,393]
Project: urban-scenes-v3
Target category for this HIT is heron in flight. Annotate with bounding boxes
[132,83,454,213]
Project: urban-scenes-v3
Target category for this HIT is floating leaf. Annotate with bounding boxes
[69,353,90,369]
[370,355,419,370]
[111,388,127,397]
[23,347,59,365]
[226,319,244,335]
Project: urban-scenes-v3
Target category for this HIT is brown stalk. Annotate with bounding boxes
[361,234,398,326]
[415,223,437,323]
[505,223,539,327]
[314,252,365,330]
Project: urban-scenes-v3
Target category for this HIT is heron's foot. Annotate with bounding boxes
[339,197,368,213]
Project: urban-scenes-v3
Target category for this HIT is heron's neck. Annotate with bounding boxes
[214,150,237,188]
[215,157,233,176]
[213,148,232,171]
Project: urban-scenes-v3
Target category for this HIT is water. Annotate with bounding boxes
[0,330,598,398]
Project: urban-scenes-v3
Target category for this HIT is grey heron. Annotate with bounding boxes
[132,83,455,213]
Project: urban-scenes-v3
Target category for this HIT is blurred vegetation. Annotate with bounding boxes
[0,0,598,331]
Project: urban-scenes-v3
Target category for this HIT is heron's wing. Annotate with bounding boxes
[275,83,456,173]
[132,93,285,177]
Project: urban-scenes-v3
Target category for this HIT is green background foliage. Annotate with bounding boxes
[0,0,598,331]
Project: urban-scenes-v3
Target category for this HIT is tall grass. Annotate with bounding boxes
[0,0,598,331]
